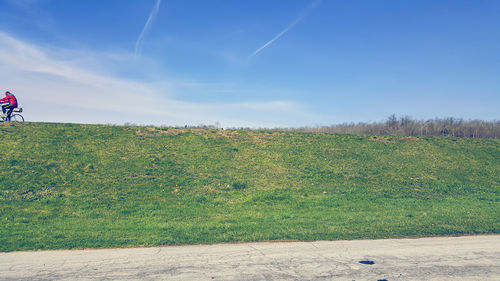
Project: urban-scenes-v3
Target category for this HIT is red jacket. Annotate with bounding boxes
[0,95,18,107]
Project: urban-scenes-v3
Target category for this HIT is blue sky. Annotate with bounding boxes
[0,0,499,127]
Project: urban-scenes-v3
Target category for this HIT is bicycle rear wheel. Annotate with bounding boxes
[10,114,24,122]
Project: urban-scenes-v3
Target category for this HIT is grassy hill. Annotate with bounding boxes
[1,122,499,251]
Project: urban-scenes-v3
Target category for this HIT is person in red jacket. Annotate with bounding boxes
[0,91,18,119]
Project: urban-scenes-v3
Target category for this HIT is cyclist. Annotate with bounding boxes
[0,91,18,119]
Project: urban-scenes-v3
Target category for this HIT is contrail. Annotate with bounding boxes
[249,0,322,58]
[135,0,161,58]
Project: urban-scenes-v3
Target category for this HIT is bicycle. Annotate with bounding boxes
[0,103,24,122]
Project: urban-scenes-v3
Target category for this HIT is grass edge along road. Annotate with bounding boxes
[1,122,499,251]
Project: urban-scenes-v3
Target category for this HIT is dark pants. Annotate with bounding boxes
[1,103,14,117]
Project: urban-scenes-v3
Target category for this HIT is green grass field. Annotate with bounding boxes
[1,122,499,252]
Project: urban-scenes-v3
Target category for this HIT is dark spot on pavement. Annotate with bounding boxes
[359,260,375,265]
[377,279,388,281]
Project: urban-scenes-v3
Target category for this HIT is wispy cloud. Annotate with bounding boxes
[0,32,322,127]
[135,0,161,58]
[250,0,322,58]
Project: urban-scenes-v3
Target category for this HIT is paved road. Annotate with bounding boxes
[1,235,499,280]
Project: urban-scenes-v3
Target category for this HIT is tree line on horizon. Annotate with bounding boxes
[274,115,500,139]
[148,115,499,139]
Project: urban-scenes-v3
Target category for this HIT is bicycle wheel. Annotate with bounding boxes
[10,114,24,122]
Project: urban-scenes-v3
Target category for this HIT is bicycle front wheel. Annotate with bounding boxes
[10,114,24,122]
